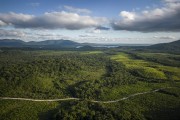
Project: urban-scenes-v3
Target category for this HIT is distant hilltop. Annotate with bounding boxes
[0,39,80,48]
[0,39,179,51]
[147,40,180,53]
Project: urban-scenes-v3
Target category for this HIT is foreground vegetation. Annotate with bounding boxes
[0,49,179,120]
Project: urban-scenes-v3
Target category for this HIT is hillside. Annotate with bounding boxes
[0,39,25,47]
[148,40,180,53]
[27,40,80,47]
[0,39,80,48]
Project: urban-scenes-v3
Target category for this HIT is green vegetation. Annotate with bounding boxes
[103,87,180,120]
[136,53,180,67]
[0,100,58,120]
[99,81,172,100]
[0,49,180,120]
[80,51,103,55]
[111,52,180,80]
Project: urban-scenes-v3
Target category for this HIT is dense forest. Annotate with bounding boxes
[0,48,179,120]
[0,50,136,99]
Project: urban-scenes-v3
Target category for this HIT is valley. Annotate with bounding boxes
[0,42,180,119]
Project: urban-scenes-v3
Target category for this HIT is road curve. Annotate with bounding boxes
[90,87,173,103]
[0,87,173,103]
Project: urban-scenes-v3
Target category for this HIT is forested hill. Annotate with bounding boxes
[0,39,25,47]
[0,39,80,48]
[148,40,180,53]
[1,39,180,52]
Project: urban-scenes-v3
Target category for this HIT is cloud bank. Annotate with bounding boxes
[0,20,7,26]
[153,36,176,40]
[112,0,180,32]
[0,29,26,38]
[0,11,107,30]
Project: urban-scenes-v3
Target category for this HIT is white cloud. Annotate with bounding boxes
[86,29,101,34]
[0,20,7,26]
[0,12,34,27]
[0,29,69,41]
[120,11,135,20]
[79,34,96,37]
[112,0,180,32]
[0,29,27,38]
[64,5,91,14]
[153,36,176,39]
[0,11,107,30]
[163,0,179,3]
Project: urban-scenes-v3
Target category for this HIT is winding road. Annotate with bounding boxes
[0,87,173,104]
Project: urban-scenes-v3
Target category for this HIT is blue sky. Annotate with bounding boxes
[0,0,180,44]
[0,0,161,17]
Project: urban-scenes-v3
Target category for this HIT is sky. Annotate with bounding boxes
[0,0,180,44]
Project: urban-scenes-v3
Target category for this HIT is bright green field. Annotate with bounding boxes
[111,52,180,80]
[37,50,103,56]
[80,51,103,55]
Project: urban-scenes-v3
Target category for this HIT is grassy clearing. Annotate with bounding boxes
[111,52,180,80]
[80,51,103,55]
[36,50,103,56]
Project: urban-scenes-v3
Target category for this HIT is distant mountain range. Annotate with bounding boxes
[0,39,80,48]
[0,39,131,48]
[0,39,179,52]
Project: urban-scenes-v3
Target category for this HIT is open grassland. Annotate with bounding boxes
[111,52,180,80]
[80,51,103,55]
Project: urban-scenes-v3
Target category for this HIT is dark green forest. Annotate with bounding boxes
[0,48,180,120]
